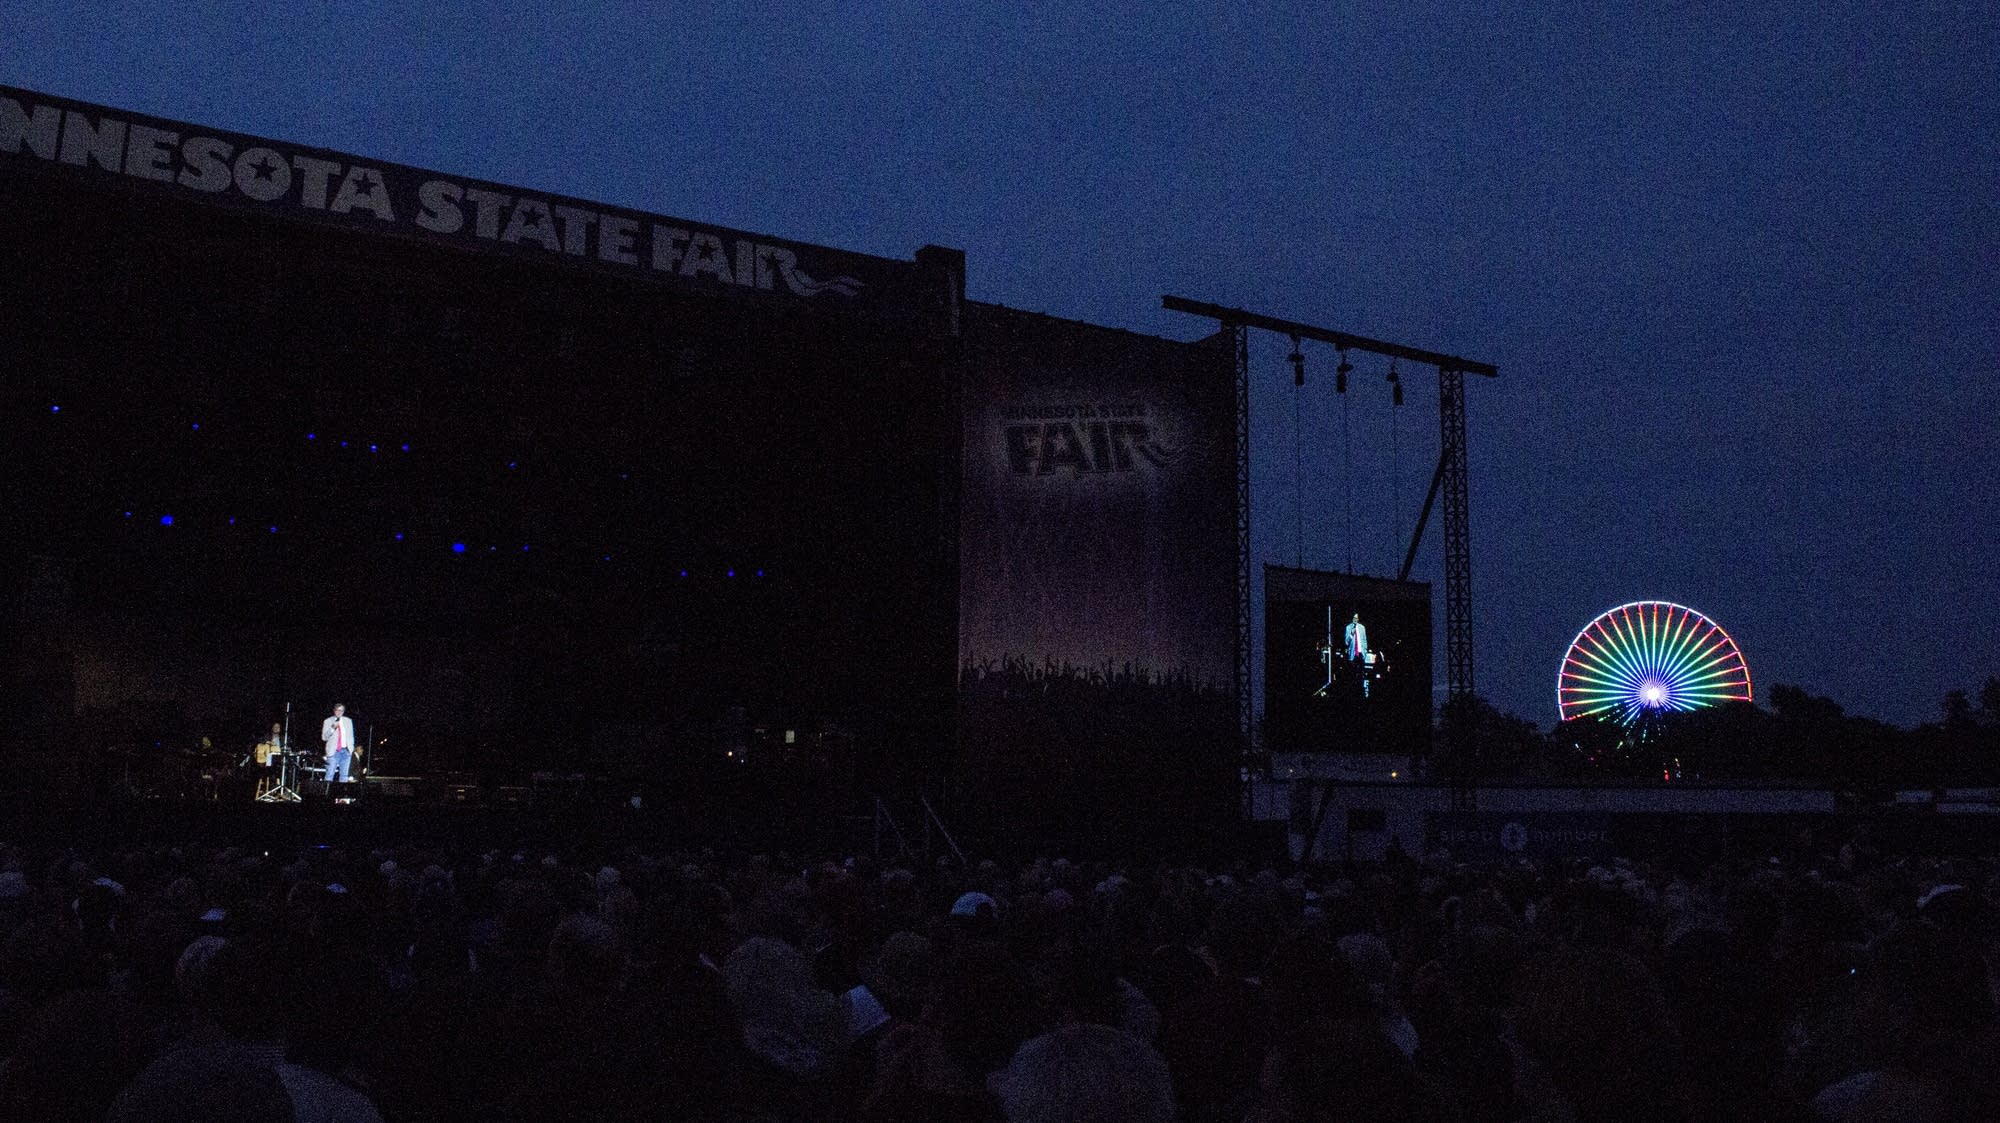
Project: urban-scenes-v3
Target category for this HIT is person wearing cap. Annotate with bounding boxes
[951,891,999,922]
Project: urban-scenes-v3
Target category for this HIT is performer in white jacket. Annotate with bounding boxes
[321,703,357,782]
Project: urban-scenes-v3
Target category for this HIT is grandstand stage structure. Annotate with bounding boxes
[0,84,1242,846]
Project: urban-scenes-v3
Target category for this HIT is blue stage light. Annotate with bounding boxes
[339,440,349,448]
[369,444,378,453]
[50,404,60,412]
[488,545,497,552]
[400,443,410,452]
[604,555,613,562]
[307,432,316,440]
[122,511,132,518]
[507,461,517,469]
[190,423,200,431]
[452,542,466,554]
[727,569,735,578]
[160,514,173,526]
[521,544,530,552]
[757,569,765,577]
[679,569,688,577]
[267,525,278,534]
[228,517,236,526]
[394,532,405,542]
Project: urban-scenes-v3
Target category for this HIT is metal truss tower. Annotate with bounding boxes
[1164,296,1494,811]
[1234,324,1254,759]
[1438,367,1476,810]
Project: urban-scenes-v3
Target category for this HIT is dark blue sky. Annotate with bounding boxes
[8,3,1995,726]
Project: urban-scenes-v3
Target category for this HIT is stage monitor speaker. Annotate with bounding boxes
[302,779,366,803]
[364,775,420,802]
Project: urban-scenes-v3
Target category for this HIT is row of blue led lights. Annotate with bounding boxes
[47,409,638,478]
[122,512,762,575]
[308,433,412,454]
[49,406,415,451]
[300,434,624,477]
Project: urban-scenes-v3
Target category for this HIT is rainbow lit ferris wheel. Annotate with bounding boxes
[1557,601,1752,724]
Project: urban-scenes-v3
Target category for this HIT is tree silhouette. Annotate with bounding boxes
[1441,694,1553,778]
[1531,683,1953,790]
[1944,689,1975,730]
[1431,676,2000,790]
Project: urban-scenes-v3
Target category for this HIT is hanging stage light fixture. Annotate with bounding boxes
[1288,334,1305,387]
[1335,347,1352,394]
[1387,357,1403,406]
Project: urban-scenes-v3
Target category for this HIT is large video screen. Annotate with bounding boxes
[1263,566,1432,756]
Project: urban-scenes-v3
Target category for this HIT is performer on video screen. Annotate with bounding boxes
[1344,613,1369,662]
[322,703,357,783]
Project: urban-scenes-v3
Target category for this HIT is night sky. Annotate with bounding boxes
[7,3,1994,727]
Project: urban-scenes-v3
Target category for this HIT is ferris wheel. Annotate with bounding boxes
[1557,601,1752,724]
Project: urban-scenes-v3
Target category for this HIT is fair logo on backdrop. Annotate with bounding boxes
[1001,401,1177,476]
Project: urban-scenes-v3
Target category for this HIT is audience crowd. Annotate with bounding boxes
[0,827,1994,1121]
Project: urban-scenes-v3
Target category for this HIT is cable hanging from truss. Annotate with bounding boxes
[1288,334,1305,567]
[1388,357,1403,572]
[1337,346,1354,574]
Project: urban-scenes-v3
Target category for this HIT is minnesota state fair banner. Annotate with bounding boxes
[957,304,1237,836]
[0,85,917,317]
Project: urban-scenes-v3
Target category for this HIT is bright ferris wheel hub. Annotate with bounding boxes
[1558,601,1752,725]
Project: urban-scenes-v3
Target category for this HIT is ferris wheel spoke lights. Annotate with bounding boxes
[1558,601,1752,724]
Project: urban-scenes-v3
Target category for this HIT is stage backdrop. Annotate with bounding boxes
[957,305,1236,844]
